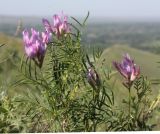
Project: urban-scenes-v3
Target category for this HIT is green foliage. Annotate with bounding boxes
[12,14,115,132]
[0,15,160,132]
[0,92,24,133]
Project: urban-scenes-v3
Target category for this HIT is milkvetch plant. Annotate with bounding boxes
[18,12,115,132]
[113,54,140,120]
[1,12,158,132]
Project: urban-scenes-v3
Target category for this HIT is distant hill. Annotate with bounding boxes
[97,45,160,79]
[0,32,23,59]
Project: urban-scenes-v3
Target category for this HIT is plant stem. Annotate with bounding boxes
[92,90,97,132]
[127,86,132,130]
[93,120,96,132]
[128,87,131,118]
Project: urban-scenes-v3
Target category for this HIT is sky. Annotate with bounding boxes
[1,0,160,19]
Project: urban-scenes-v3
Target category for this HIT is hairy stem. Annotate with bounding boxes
[128,87,131,118]
[92,89,97,132]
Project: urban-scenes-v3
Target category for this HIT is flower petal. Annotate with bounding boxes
[42,18,53,33]
[22,29,30,45]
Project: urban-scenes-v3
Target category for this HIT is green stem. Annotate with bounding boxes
[127,86,132,130]
[93,120,96,132]
[128,87,131,118]
[92,89,97,132]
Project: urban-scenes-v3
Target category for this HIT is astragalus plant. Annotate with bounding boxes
[2,13,159,132]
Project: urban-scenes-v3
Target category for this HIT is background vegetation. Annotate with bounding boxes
[0,15,160,132]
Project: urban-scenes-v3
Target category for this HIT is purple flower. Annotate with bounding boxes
[42,31,52,44]
[42,12,70,38]
[113,54,140,87]
[22,29,38,58]
[42,19,53,33]
[87,67,100,88]
[22,28,51,67]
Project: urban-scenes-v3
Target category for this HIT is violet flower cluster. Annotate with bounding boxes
[113,54,140,88]
[22,28,51,68]
[42,12,70,38]
[22,13,70,68]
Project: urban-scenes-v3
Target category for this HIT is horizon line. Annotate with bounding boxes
[1,14,160,23]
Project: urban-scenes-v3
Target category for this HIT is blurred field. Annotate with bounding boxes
[0,33,23,95]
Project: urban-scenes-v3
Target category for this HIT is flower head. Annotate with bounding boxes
[42,12,70,38]
[87,67,100,88]
[22,29,38,58]
[22,28,51,68]
[113,54,140,87]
